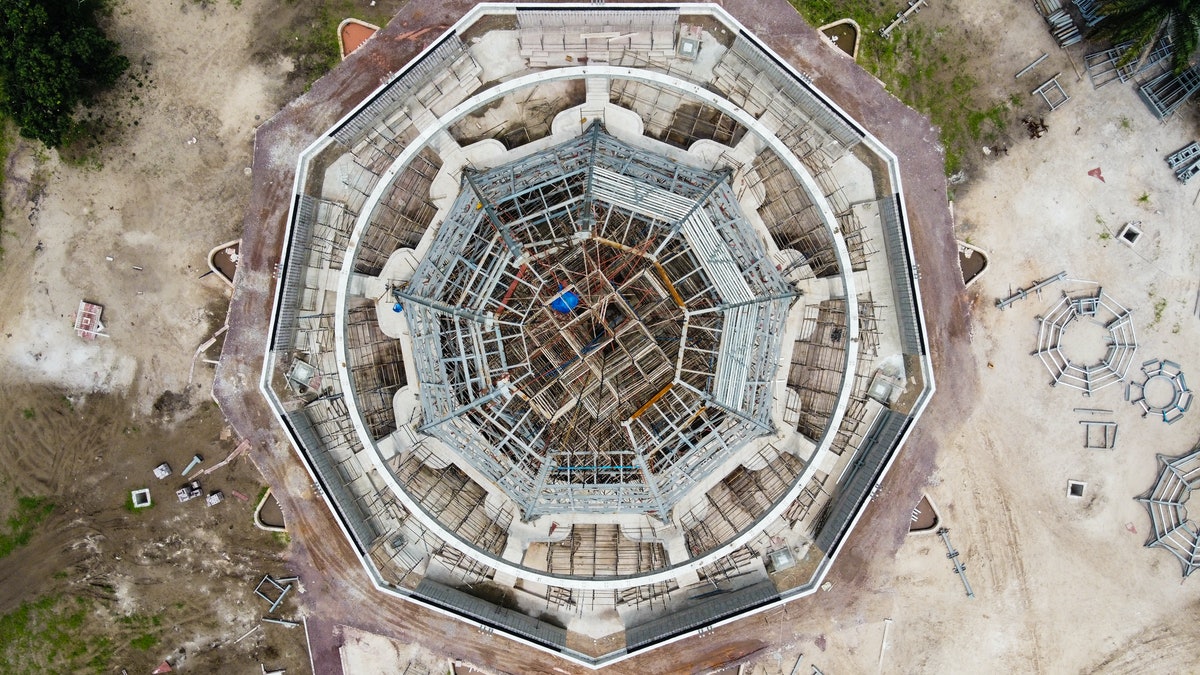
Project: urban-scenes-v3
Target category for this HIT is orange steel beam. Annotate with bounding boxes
[629,383,674,421]
[652,263,685,308]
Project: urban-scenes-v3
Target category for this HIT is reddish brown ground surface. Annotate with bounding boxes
[340,21,378,58]
[213,1,971,673]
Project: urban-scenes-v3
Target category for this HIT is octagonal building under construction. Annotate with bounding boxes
[260,3,934,667]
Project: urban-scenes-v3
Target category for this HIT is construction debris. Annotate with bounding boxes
[1022,115,1049,139]
[1015,53,1048,79]
[936,527,974,598]
[995,270,1066,310]
[176,481,202,503]
[254,575,295,613]
[73,300,107,340]
[1033,74,1070,111]
[879,0,928,39]
[1167,141,1200,184]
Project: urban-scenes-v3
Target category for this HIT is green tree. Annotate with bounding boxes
[0,0,129,148]
[1094,0,1200,73]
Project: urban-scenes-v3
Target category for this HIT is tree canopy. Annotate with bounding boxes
[1095,0,1200,73]
[0,0,129,148]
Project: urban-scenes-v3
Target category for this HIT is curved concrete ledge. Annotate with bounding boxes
[907,493,942,535]
[253,487,288,533]
[957,239,990,288]
[338,18,381,60]
[817,19,861,61]
[207,239,241,288]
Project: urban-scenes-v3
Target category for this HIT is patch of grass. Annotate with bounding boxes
[1151,297,1168,327]
[966,102,1008,140]
[21,408,34,420]
[285,0,353,88]
[129,634,157,650]
[1119,114,1132,130]
[789,1,1022,176]
[1137,192,1150,203]
[1098,231,1111,242]
[272,531,291,547]
[0,496,54,559]
[0,596,113,674]
[116,613,161,629]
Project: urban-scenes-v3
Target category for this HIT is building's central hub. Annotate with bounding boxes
[399,124,794,518]
[506,238,686,427]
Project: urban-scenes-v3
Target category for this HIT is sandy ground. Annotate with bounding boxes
[0,0,333,671]
[3,0,1200,672]
[0,0,285,412]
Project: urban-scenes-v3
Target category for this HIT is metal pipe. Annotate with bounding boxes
[1015,53,1048,79]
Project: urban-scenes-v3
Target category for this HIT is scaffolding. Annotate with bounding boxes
[517,8,679,67]
[748,151,840,278]
[1034,289,1137,395]
[1136,448,1200,577]
[346,305,407,440]
[696,545,757,585]
[393,450,513,556]
[1085,39,1173,89]
[332,34,477,149]
[541,524,669,577]
[309,199,356,269]
[710,36,861,151]
[680,450,804,556]
[355,149,442,276]
[1138,63,1200,119]
[783,472,831,527]
[609,76,747,149]
[287,403,396,551]
[786,298,877,443]
[529,581,678,613]
[395,125,794,519]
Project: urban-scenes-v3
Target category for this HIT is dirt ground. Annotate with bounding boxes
[3,0,1200,673]
[0,385,310,673]
[0,0,401,671]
